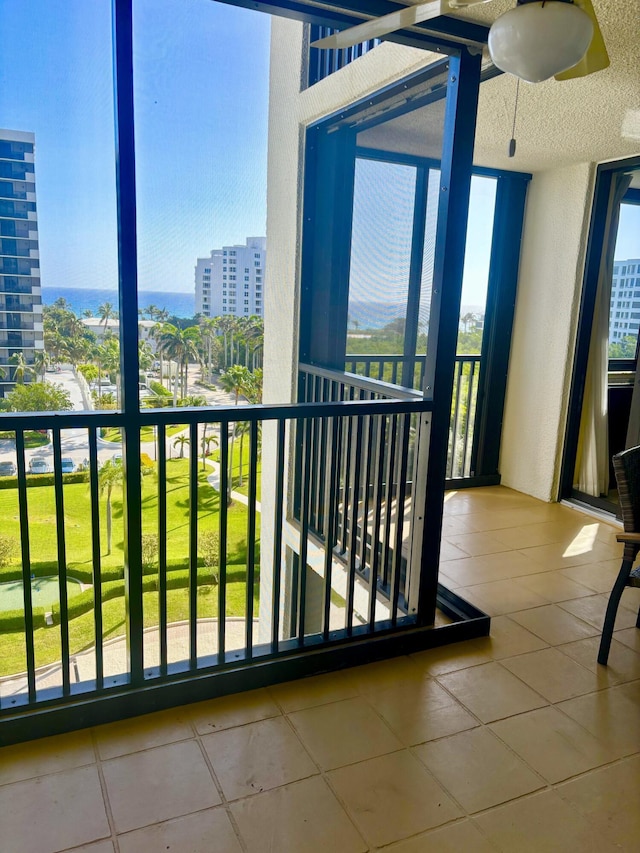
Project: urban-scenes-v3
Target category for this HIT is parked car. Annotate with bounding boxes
[0,461,17,476]
[60,457,76,474]
[29,457,49,474]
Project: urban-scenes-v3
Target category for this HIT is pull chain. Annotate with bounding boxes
[508,78,520,158]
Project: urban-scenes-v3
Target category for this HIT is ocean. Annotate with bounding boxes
[42,287,195,319]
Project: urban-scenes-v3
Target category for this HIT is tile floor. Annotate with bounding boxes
[2,486,640,852]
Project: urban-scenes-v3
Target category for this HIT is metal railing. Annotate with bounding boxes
[298,365,420,618]
[0,396,428,717]
[308,25,381,86]
[343,353,482,479]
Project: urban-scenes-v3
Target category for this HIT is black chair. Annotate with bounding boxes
[598,446,640,665]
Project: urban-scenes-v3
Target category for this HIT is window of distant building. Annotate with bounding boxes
[254,261,260,267]
[204,267,211,273]
[244,267,249,273]
[256,276,262,283]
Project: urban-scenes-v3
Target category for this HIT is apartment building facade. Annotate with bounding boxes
[0,129,44,396]
[610,258,640,345]
[194,236,266,319]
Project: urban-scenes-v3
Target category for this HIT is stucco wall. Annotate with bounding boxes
[499,162,595,501]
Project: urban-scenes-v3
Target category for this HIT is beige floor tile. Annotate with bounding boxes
[202,716,317,800]
[269,670,358,712]
[558,636,640,687]
[445,530,512,557]
[560,560,621,593]
[384,819,496,852]
[0,728,95,785]
[614,625,640,652]
[416,728,543,813]
[490,706,611,783]
[458,579,548,615]
[289,697,402,770]
[559,756,640,849]
[231,776,367,853]
[187,687,280,734]
[329,750,461,847]
[500,647,599,703]
[72,843,115,853]
[102,740,220,833]
[461,506,560,532]
[510,604,598,645]
[94,708,194,760]
[557,684,640,758]
[492,520,586,550]
[366,678,479,746]
[519,540,618,571]
[118,807,242,853]
[441,513,484,536]
[473,789,619,852]
[516,571,595,602]
[438,551,542,586]
[481,615,548,660]
[0,765,110,853]
[440,540,471,561]
[343,655,426,695]
[559,592,639,631]
[410,638,493,676]
[436,661,547,722]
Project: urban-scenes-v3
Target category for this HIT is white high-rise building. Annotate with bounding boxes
[195,236,266,319]
[0,129,44,397]
[610,259,640,345]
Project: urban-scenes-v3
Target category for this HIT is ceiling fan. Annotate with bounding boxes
[311,0,610,83]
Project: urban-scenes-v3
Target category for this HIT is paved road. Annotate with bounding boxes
[0,366,242,471]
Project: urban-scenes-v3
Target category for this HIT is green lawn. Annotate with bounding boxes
[0,458,256,572]
[0,579,261,677]
[0,430,49,448]
[212,438,263,501]
[0,458,262,676]
[101,424,184,443]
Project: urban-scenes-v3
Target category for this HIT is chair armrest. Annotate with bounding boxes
[616,532,640,544]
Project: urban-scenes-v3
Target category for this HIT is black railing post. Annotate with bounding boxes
[417,48,482,625]
[113,0,143,685]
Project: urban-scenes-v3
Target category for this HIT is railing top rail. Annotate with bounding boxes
[344,352,481,362]
[0,396,432,431]
[301,362,422,401]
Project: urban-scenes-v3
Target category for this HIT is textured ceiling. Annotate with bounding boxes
[358,0,640,172]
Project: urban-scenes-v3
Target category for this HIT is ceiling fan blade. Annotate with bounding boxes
[311,0,445,51]
[554,0,610,80]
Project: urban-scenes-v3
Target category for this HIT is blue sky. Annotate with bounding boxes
[2,0,636,304]
[0,0,270,293]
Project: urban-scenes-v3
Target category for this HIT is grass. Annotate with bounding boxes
[0,458,257,572]
[0,579,261,677]
[0,457,262,675]
[0,430,50,448]
[100,425,184,443]
[213,439,263,501]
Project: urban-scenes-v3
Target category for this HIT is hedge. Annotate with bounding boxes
[0,605,46,632]
[1,562,255,631]
[0,563,124,585]
[0,471,90,490]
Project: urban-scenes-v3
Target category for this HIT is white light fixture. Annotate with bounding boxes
[488,0,594,83]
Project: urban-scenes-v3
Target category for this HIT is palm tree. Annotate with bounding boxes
[98,301,115,336]
[200,429,219,471]
[173,434,190,459]
[9,352,35,384]
[218,364,251,405]
[158,324,201,405]
[218,364,252,499]
[234,420,250,487]
[98,458,123,555]
[33,350,49,382]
